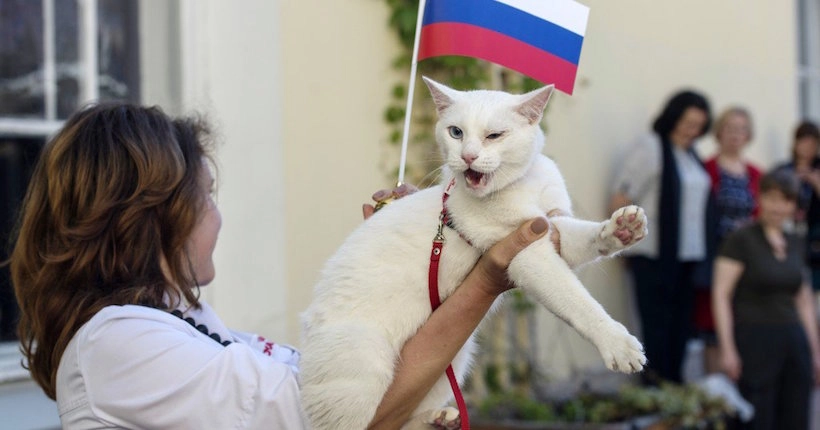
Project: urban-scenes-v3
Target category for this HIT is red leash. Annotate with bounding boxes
[428,178,469,430]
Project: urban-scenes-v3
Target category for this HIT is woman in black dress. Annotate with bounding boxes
[712,171,820,429]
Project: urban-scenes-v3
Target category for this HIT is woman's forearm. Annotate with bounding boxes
[367,218,548,429]
[713,289,736,353]
[367,280,497,429]
[796,284,820,358]
[711,258,743,355]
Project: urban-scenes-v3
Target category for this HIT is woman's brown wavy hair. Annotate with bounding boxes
[10,103,214,399]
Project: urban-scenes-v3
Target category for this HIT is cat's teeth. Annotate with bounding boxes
[464,169,486,189]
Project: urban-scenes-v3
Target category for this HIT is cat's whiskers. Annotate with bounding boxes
[419,165,444,189]
[420,152,445,171]
[488,168,510,201]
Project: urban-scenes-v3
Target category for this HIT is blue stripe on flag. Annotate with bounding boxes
[422,0,584,65]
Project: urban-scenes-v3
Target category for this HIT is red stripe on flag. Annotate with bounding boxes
[419,22,579,94]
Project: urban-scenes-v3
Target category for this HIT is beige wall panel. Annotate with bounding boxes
[279,0,399,343]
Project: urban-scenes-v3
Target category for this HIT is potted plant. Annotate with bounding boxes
[470,382,736,430]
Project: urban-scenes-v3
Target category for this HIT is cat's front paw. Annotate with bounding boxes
[425,406,460,429]
[593,322,646,374]
[597,205,647,255]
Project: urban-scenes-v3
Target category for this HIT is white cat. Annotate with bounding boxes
[299,78,647,430]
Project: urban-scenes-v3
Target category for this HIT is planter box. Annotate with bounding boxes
[472,414,736,430]
[472,415,664,430]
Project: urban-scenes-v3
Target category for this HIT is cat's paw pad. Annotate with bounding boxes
[598,205,648,255]
[425,407,460,429]
[594,323,646,374]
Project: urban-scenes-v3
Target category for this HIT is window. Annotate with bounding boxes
[798,0,820,122]
[0,0,139,380]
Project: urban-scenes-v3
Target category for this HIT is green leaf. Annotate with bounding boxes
[391,84,406,99]
[384,106,405,123]
[389,129,401,144]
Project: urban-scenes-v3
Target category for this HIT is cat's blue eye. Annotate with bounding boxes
[486,132,504,140]
[448,126,463,139]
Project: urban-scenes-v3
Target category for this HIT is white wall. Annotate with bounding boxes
[141,0,292,341]
[277,0,399,343]
[190,1,291,342]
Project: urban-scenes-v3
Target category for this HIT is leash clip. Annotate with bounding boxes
[434,211,446,242]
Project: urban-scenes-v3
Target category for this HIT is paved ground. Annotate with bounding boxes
[0,379,60,430]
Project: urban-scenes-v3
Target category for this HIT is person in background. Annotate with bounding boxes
[712,170,820,430]
[9,103,549,429]
[609,89,713,384]
[694,106,762,374]
[772,121,820,292]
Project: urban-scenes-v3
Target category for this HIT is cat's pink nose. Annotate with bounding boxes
[461,154,477,165]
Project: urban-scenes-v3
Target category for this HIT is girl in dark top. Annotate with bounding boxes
[772,121,820,290]
[713,171,820,429]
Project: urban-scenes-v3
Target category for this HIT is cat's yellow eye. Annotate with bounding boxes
[448,126,463,139]
[486,132,505,140]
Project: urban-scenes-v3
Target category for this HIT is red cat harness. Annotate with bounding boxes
[428,177,470,430]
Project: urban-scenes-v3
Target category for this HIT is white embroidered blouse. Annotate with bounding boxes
[55,303,308,429]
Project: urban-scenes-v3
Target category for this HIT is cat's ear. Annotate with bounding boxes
[516,85,554,125]
[422,76,457,115]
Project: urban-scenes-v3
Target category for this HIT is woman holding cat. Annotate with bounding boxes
[10,102,551,429]
[712,170,820,430]
[609,90,713,384]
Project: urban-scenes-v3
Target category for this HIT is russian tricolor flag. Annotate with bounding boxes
[418,0,589,94]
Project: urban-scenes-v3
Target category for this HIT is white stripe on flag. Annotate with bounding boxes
[494,0,590,36]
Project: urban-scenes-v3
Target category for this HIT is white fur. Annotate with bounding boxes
[299,78,647,429]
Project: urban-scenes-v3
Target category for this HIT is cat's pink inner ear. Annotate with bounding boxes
[516,85,554,124]
[422,76,454,114]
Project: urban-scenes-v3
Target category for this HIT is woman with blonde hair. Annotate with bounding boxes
[10,103,548,429]
[694,106,762,373]
[704,106,762,232]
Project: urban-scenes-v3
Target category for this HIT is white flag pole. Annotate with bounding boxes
[396,0,428,186]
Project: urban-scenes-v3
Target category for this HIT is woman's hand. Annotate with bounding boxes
[608,191,633,216]
[362,183,419,220]
[797,168,820,194]
[467,217,549,297]
[720,346,742,381]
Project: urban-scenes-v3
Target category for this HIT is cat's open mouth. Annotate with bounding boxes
[464,169,488,189]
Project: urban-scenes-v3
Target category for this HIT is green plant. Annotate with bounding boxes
[474,383,735,428]
[617,383,732,429]
[478,392,558,422]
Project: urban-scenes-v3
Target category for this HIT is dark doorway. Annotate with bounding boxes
[0,138,43,341]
